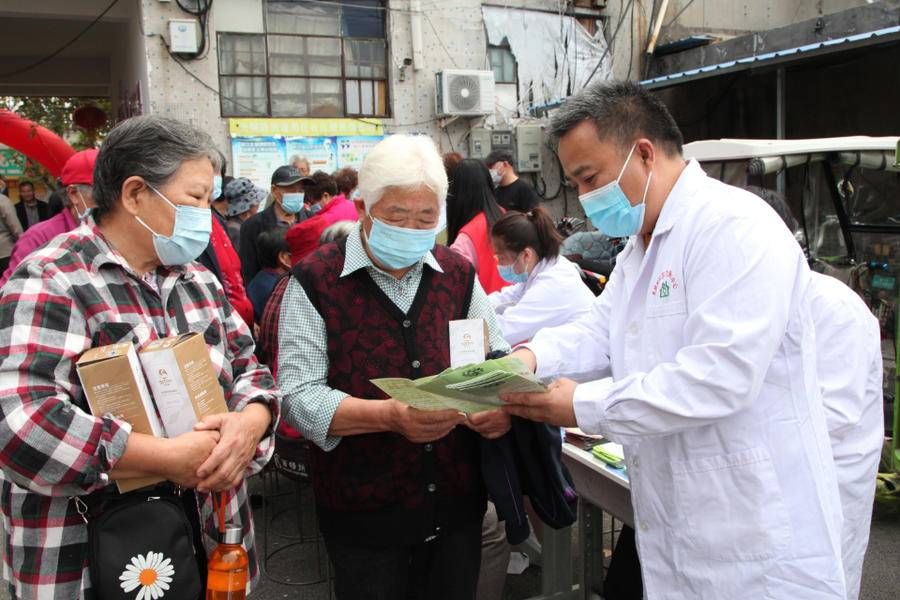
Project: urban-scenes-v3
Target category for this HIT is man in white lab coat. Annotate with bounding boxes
[502,81,846,598]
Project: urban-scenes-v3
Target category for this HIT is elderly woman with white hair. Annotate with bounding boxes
[278,134,511,599]
[289,154,311,176]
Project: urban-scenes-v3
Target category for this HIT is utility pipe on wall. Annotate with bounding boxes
[410,0,424,70]
[645,0,670,56]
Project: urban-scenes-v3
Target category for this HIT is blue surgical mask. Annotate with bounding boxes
[136,184,212,265]
[364,216,437,270]
[498,253,529,284]
[578,143,652,237]
[73,190,92,221]
[281,192,304,213]
[309,202,322,215]
[212,175,223,200]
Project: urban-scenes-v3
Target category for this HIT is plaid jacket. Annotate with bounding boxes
[0,221,280,599]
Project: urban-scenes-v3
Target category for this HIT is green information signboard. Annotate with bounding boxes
[0,148,26,177]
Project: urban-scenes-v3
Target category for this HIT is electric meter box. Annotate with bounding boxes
[489,130,516,163]
[469,128,492,160]
[516,124,543,173]
[169,19,200,54]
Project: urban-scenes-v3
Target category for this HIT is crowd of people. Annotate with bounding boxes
[0,79,884,600]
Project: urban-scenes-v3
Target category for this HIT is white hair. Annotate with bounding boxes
[289,154,309,165]
[358,134,448,214]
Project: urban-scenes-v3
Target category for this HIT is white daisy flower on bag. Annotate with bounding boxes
[119,551,175,600]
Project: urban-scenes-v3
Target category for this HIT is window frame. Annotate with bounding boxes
[216,31,271,117]
[217,0,391,118]
[488,43,518,85]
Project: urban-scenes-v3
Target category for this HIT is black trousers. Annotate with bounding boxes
[325,520,483,600]
[604,525,644,600]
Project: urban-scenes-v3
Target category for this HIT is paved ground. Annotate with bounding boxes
[247,475,900,600]
[1,475,896,599]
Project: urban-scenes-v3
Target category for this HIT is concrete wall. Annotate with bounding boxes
[139,0,231,156]
[110,1,150,122]
[658,0,873,44]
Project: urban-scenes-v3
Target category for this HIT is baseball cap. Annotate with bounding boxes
[271,165,303,186]
[60,149,99,186]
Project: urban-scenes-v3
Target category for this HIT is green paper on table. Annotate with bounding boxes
[592,442,626,469]
[372,356,547,414]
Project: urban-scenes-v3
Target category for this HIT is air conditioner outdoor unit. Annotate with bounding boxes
[435,70,495,117]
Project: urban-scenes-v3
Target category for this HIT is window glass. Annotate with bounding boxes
[219,76,268,116]
[266,1,340,36]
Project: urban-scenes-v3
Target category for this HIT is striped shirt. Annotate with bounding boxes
[277,225,510,451]
[0,221,280,599]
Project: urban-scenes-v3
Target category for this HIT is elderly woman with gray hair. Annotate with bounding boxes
[278,134,511,599]
[0,115,279,599]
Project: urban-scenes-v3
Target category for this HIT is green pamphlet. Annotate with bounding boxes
[592,442,626,469]
[372,356,547,414]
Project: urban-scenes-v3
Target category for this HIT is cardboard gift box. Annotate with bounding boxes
[139,332,229,438]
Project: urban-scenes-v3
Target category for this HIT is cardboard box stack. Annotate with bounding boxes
[76,332,229,493]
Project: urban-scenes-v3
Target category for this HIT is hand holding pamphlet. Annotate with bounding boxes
[372,356,547,414]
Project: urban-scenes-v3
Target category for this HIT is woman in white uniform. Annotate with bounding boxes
[489,207,596,345]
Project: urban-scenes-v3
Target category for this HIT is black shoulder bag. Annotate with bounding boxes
[75,487,203,600]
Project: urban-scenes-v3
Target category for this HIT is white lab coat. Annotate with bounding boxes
[809,272,883,600]
[528,161,845,599]
[489,256,595,345]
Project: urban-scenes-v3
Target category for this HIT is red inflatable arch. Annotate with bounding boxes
[0,110,75,178]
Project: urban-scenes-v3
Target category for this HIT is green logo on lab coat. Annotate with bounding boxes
[660,281,670,299]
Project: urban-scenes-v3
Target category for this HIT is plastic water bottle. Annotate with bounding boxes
[206,525,248,600]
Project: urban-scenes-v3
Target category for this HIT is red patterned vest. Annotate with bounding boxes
[291,239,487,544]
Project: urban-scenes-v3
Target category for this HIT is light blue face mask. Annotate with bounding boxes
[578,143,652,237]
[281,192,304,214]
[73,189,92,221]
[136,184,212,266]
[212,175,223,200]
[364,215,437,270]
[498,252,529,284]
[309,201,322,215]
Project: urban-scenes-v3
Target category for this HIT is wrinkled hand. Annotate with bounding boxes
[193,410,267,492]
[390,401,466,443]
[501,378,578,427]
[163,430,221,489]
[465,408,512,440]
